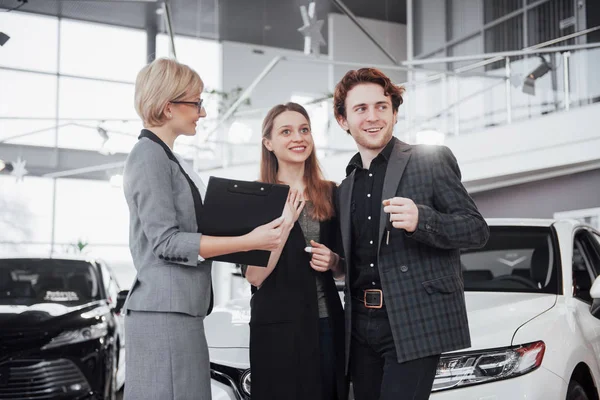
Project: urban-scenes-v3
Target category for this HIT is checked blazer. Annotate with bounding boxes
[338,137,490,369]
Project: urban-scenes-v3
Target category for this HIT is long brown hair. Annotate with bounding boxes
[260,102,335,221]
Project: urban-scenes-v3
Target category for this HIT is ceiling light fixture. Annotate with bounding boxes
[0,160,13,172]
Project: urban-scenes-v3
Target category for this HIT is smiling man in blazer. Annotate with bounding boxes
[333,68,490,400]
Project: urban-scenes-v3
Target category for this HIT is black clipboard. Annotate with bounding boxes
[199,177,290,267]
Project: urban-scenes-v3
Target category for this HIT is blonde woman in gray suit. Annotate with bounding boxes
[123,58,284,400]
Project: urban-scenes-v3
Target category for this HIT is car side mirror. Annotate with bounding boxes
[115,290,129,314]
[589,277,600,319]
[590,277,600,300]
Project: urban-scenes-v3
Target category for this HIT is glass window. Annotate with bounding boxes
[58,76,136,120]
[0,176,55,248]
[0,70,57,119]
[461,226,560,294]
[527,0,575,47]
[156,34,222,92]
[0,259,100,306]
[155,34,222,145]
[0,119,59,147]
[59,19,146,82]
[483,0,521,24]
[0,12,58,72]
[484,15,524,70]
[573,237,596,302]
[53,178,130,247]
[88,246,134,288]
[56,119,140,153]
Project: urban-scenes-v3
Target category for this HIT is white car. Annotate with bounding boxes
[206,218,600,400]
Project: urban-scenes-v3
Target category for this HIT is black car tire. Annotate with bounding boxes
[567,380,590,400]
[107,348,118,400]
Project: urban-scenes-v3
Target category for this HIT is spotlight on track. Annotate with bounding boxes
[522,56,552,96]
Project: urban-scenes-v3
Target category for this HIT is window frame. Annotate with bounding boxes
[572,229,600,303]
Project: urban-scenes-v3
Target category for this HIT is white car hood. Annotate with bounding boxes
[462,291,556,351]
[204,292,557,353]
[205,297,251,349]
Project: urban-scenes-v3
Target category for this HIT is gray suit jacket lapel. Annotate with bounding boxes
[339,170,355,266]
[378,140,412,252]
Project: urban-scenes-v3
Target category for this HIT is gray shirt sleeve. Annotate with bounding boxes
[123,141,202,267]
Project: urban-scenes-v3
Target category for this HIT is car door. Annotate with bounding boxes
[572,229,600,368]
[99,262,126,390]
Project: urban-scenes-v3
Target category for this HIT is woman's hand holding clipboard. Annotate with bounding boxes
[199,177,290,266]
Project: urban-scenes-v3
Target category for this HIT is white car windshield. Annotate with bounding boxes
[461,226,560,294]
[0,259,101,306]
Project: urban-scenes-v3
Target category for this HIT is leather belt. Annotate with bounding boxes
[352,289,384,309]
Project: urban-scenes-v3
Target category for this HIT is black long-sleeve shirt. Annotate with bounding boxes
[347,138,395,293]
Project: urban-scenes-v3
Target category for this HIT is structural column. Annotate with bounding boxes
[146,2,158,62]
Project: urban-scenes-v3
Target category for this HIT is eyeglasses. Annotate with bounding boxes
[170,99,204,113]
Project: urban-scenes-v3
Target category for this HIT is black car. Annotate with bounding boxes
[0,257,128,400]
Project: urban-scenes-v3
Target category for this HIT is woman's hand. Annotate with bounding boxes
[282,189,305,229]
[245,216,284,251]
[307,240,340,272]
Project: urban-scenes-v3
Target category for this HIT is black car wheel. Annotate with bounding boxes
[107,349,118,400]
[567,380,590,400]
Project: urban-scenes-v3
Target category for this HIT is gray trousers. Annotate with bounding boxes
[124,310,211,400]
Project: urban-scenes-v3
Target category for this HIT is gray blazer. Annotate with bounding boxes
[338,137,489,368]
[122,131,212,317]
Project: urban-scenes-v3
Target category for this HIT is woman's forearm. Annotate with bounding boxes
[199,234,252,259]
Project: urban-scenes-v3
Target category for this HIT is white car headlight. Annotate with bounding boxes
[42,322,108,350]
[433,341,545,391]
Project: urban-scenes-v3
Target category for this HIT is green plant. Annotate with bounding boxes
[204,86,251,115]
[68,238,89,254]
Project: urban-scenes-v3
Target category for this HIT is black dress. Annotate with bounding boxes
[247,188,347,400]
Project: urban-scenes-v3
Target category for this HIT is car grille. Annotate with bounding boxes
[0,359,91,400]
[0,331,52,352]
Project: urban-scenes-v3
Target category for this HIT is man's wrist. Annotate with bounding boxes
[330,253,341,270]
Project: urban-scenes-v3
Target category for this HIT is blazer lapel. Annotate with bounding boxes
[377,140,412,251]
[339,171,355,264]
[138,130,203,229]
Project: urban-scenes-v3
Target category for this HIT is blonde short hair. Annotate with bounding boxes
[134,58,203,127]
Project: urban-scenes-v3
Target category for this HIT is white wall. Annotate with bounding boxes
[221,41,330,109]
[446,102,600,183]
[327,13,408,87]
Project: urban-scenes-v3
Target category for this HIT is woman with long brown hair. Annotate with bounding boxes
[244,102,347,400]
